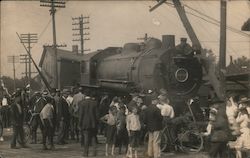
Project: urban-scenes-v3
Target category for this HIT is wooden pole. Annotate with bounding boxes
[219,0,227,100]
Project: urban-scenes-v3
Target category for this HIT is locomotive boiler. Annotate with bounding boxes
[80,35,202,99]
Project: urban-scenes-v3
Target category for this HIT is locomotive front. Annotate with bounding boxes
[95,36,202,99]
[136,37,202,99]
[159,39,203,99]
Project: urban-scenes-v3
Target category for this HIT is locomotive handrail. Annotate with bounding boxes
[99,79,133,84]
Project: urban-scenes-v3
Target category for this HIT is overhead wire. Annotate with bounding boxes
[161,1,248,58]
[165,1,249,38]
[181,2,250,38]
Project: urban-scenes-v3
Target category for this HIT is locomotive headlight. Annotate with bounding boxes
[175,68,189,82]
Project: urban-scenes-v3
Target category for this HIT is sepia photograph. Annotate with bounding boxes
[0,0,250,158]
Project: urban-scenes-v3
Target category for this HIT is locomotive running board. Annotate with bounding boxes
[98,79,136,92]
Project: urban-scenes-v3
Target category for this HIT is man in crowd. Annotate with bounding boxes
[57,89,70,145]
[144,94,163,158]
[71,87,85,141]
[10,91,28,149]
[79,91,98,157]
[29,90,48,144]
[51,88,60,131]
[40,96,56,150]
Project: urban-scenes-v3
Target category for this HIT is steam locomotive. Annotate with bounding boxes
[79,35,202,100]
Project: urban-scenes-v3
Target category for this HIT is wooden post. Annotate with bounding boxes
[219,0,227,100]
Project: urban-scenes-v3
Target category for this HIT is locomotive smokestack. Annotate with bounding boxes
[162,35,175,49]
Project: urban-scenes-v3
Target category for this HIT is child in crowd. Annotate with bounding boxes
[126,106,141,158]
[116,103,128,154]
[100,106,117,156]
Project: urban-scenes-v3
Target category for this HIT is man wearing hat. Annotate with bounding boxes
[10,91,28,149]
[71,87,85,141]
[50,88,60,131]
[57,89,70,145]
[29,89,48,144]
[143,94,163,158]
[78,90,99,157]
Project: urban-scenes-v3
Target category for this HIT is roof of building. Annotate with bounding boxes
[39,46,85,66]
[39,46,121,66]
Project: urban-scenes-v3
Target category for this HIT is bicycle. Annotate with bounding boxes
[144,122,204,153]
[17,111,40,144]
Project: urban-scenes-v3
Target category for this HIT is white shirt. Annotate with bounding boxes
[66,95,74,106]
[2,97,8,106]
[156,103,175,118]
[40,103,54,120]
[126,113,141,131]
[226,101,238,118]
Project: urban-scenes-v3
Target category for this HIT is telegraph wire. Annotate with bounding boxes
[164,2,250,38]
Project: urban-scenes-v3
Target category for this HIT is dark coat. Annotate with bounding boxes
[57,97,70,121]
[144,104,163,132]
[33,96,47,113]
[10,102,24,126]
[210,104,230,142]
[79,98,99,130]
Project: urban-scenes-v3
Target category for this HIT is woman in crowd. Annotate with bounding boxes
[234,97,250,158]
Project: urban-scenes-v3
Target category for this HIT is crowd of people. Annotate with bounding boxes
[0,86,250,158]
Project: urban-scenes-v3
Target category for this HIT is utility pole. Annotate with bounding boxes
[17,32,52,92]
[7,56,19,91]
[219,0,227,100]
[20,54,29,84]
[72,14,90,54]
[40,0,65,88]
[20,33,38,86]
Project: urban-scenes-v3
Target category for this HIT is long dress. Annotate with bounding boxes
[234,113,250,150]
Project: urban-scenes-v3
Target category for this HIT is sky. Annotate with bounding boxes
[1,0,250,79]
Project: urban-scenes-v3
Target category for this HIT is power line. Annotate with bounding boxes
[182,3,250,38]
[164,2,250,38]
